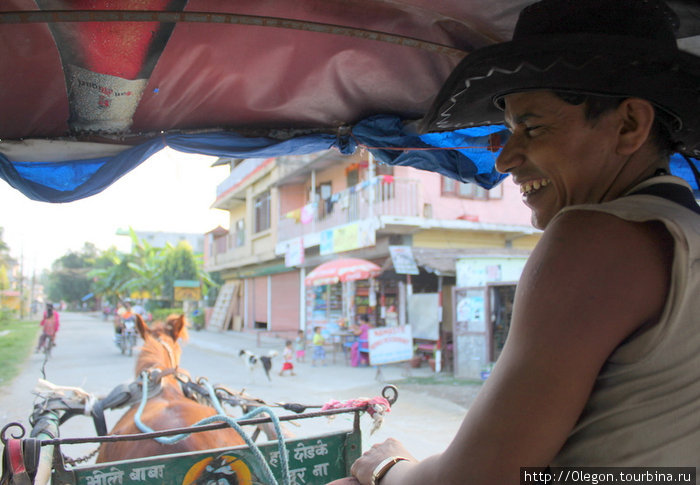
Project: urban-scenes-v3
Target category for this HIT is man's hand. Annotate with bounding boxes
[349,438,416,484]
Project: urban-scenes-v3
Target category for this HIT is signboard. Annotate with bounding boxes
[285,236,305,267]
[407,293,440,340]
[320,220,376,255]
[174,279,201,301]
[368,325,413,365]
[389,246,419,275]
[455,291,485,332]
[455,257,527,287]
[67,430,360,485]
[331,223,360,253]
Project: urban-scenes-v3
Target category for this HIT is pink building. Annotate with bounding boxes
[205,150,540,372]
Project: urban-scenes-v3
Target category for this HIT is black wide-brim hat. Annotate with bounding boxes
[421,0,700,157]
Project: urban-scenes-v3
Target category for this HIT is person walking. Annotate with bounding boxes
[294,329,306,363]
[350,314,372,367]
[279,340,296,376]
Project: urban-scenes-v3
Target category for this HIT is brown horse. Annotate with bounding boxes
[97,314,245,463]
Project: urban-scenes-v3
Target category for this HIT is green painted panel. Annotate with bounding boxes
[64,429,360,485]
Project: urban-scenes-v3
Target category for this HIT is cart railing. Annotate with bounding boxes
[1,385,399,485]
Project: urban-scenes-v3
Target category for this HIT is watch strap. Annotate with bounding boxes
[369,456,409,485]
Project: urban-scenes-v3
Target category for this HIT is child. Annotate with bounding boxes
[279,340,295,376]
[294,329,306,363]
[311,326,326,366]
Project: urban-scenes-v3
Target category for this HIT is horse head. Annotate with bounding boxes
[134,314,189,376]
[97,313,247,464]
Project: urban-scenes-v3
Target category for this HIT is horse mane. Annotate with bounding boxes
[135,316,188,375]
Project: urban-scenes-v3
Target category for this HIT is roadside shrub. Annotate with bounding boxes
[151,307,184,322]
[0,308,14,324]
[0,318,39,387]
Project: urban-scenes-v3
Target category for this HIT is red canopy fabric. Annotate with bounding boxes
[305,258,381,286]
[0,0,527,141]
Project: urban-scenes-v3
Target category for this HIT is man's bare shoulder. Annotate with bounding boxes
[537,208,672,264]
[513,208,673,352]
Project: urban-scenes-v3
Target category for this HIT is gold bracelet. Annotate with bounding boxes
[369,456,410,485]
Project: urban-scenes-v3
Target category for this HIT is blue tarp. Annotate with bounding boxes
[0,114,698,203]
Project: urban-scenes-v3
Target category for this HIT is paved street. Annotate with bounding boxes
[0,312,471,465]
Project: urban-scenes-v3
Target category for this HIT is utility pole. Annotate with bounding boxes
[30,270,36,317]
[18,249,24,319]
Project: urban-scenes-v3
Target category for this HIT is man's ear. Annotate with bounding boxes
[616,98,656,156]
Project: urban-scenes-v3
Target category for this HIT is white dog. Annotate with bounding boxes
[239,349,278,382]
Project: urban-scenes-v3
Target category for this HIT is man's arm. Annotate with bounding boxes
[349,209,673,485]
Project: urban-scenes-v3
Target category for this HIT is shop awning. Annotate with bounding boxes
[305,258,382,286]
[382,248,534,277]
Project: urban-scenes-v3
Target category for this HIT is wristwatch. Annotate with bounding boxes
[369,456,410,485]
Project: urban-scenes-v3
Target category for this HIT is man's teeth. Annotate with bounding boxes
[521,179,550,195]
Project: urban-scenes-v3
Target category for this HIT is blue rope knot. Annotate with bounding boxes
[134,371,290,485]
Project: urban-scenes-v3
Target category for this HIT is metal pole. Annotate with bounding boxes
[18,249,24,319]
[299,267,306,333]
[310,169,316,234]
[368,152,376,220]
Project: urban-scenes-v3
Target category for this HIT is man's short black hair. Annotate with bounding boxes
[553,91,675,159]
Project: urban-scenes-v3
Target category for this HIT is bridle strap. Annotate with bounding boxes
[156,337,177,370]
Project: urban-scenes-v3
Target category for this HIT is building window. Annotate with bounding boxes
[234,219,245,247]
[442,176,501,200]
[254,191,271,233]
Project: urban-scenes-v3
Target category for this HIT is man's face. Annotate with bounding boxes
[496,90,622,229]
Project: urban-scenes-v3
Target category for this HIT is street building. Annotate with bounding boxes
[204,150,541,378]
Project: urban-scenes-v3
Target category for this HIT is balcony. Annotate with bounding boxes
[213,158,272,209]
[277,176,420,242]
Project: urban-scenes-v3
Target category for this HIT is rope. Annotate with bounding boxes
[321,396,392,434]
[200,379,226,415]
[134,371,290,485]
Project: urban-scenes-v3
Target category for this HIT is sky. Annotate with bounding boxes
[0,148,231,274]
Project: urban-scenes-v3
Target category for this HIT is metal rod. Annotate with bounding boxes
[0,10,467,58]
[39,407,363,446]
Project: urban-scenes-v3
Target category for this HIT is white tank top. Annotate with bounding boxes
[551,176,700,468]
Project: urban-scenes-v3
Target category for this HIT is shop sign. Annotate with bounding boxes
[284,237,305,267]
[320,220,376,255]
[174,279,201,301]
[331,223,359,253]
[455,257,527,287]
[368,325,413,365]
[455,290,486,332]
[389,246,419,275]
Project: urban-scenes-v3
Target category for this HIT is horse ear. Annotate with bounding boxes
[169,314,187,341]
[135,314,149,339]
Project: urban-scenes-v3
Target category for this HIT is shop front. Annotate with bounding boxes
[452,254,529,379]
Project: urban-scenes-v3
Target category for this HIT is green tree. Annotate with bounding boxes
[89,247,135,305]
[125,228,165,300]
[46,243,99,307]
[161,241,199,301]
[0,228,15,291]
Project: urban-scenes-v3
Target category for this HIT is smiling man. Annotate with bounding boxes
[330,1,700,484]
